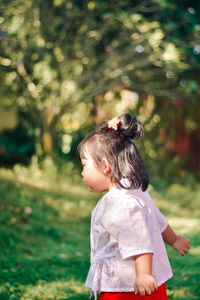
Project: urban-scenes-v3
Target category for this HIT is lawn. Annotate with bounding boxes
[0,167,200,300]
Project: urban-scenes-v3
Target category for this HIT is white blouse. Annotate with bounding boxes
[85,184,173,299]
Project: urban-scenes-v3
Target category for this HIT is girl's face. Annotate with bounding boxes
[81,148,113,193]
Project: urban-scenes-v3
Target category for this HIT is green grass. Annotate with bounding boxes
[0,167,200,299]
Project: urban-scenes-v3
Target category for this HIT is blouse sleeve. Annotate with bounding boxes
[108,201,154,260]
[154,205,168,233]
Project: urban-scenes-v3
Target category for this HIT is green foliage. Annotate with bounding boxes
[0,0,199,176]
[0,169,200,299]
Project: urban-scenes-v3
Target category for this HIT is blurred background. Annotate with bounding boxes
[0,0,200,299]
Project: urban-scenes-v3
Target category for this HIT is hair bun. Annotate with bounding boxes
[119,114,143,139]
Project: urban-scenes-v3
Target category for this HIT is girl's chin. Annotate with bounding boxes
[86,185,94,192]
[88,186,108,193]
[88,186,97,192]
[86,185,100,193]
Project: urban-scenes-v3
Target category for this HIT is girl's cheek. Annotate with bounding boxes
[82,166,87,177]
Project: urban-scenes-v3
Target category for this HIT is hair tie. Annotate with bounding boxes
[107,117,121,131]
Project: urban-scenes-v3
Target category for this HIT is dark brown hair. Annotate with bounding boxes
[77,114,149,191]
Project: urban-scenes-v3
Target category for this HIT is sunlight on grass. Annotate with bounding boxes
[189,246,200,255]
[0,167,89,197]
[168,217,200,235]
[20,279,88,299]
[167,287,190,299]
[44,196,95,220]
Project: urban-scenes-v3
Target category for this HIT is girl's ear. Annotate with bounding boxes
[101,158,111,175]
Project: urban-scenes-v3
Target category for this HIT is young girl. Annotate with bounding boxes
[78,114,190,300]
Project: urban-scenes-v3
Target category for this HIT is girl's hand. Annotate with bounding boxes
[172,234,190,256]
[134,274,158,297]
[162,225,190,256]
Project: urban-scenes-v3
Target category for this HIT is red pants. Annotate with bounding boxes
[98,283,168,300]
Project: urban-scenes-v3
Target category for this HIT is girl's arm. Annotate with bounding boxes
[162,225,190,256]
[134,253,158,296]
